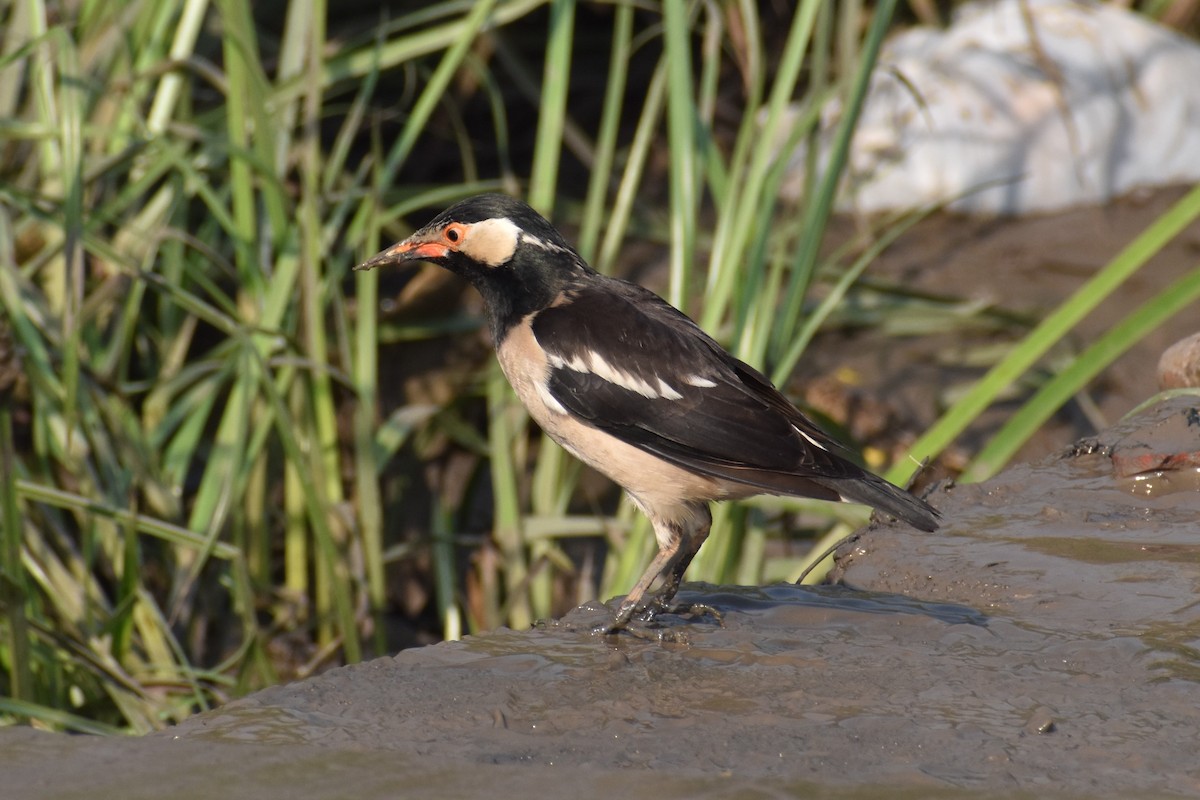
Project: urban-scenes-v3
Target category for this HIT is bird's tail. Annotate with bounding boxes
[822,473,940,532]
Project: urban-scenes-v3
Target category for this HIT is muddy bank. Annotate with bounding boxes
[5,396,1199,798]
[810,186,1200,469]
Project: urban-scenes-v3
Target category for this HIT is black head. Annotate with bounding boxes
[355,194,591,336]
[356,194,575,274]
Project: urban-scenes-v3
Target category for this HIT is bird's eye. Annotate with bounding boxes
[445,225,463,243]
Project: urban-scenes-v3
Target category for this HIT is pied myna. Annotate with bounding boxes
[357,194,939,633]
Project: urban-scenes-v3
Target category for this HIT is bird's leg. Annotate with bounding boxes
[598,503,720,635]
[601,537,684,634]
[642,507,722,624]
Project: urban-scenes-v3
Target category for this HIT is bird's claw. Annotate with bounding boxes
[592,594,724,638]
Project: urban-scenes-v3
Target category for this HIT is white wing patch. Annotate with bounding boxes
[549,349,682,400]
[655,378,683,401]
[793,424,829,451]
[535,379,568,415]
[683,375,717,388]
[548,352,589,372]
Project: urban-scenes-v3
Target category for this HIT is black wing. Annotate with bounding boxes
[534,280,855,482]
[531,278,939,531]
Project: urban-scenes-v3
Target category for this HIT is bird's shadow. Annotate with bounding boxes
[667,582,990,629]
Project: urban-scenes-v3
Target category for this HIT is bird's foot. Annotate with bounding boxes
[657,600,724,625]
[592,593,723,638]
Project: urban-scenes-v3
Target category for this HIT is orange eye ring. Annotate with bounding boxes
[443,223,467,245]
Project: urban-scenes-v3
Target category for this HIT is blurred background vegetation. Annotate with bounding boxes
[1,0,1199,733]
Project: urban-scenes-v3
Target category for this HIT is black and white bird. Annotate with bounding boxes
[357,194,938,633]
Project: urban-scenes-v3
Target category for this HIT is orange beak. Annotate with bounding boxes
[354,238,449,271]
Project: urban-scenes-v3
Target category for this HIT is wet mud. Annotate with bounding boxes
[5,396,1200,799]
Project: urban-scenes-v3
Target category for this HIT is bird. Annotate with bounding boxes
[356,193,939,634]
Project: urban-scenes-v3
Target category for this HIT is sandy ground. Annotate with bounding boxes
[4,192,1200,799]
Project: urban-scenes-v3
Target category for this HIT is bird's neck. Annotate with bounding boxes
[475,251,589,344]
[474,269,557,344]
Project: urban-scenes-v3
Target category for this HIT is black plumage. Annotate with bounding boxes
[356,193,939,633]
[537,283,938,522]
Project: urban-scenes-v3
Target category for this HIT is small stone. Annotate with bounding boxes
[1109,403,1200,478]
[1158,332,1200,390]
[1024,706,1057,735]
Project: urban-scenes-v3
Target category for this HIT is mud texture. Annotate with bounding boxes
[4,396,1199,799]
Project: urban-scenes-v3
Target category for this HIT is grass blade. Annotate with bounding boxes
[963,263,1200,482]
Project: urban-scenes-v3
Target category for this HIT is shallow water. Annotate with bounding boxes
[4,397,1199,798]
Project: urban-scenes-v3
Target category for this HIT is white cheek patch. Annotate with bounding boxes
[550,350,682,400]
[460,217,521,266]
